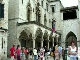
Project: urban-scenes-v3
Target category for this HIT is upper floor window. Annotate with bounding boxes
[2,37,3,49]
[41,1,43,7]
[44,14,47,26]
[52,7,55,12]
[63,10,77,20]
[36,2,41,23]
[46,3,48,11]
[27,3,31,21]
[0,3,4,18]
[27,8,30,21]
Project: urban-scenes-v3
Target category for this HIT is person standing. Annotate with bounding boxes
[68,41,77,60]
[58,45,62,60]
[20,48,26,60]
[29,48,33,60]
[62,47,64,60]
[33,48,37,60]
[40,47,45,60]
[10,44,16,60]
[25,47,29,60]
[16,45,21,60]
[54,45,59,60]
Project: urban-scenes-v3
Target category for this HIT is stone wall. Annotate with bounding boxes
[0,0,8,59]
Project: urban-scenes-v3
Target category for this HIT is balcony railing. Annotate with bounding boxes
[17,21,51,31]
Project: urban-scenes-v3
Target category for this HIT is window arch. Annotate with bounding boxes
[27,2,31,22]
[36,2,41,23]
[44,14,47,26]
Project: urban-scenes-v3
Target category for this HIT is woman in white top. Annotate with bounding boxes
[68,41,77,60]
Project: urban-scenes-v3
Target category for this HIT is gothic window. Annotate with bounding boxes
[36,2,41,23]
[2,37,3,49]
[27,3,31,22]
[44,14,47,26]
[27,8,30,21]
[41,1,43,7]
[46,3,48,11]
[52,7,55,12]
[0,3,4,18]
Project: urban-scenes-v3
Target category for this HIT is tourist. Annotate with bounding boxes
[29,48,33,60]
[40,47,45,60]
[68,41,77,60]
[33,48,37,60]
[16,45,21,60]
[25,47,29,60]
[20,48,26,60]
[10,44,16,60]
[58,45,62,60]
[45,47,49,60]
[54,45,59,60]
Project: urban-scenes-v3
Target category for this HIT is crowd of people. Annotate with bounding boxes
[10,45,50,60]
[10,41,77,60]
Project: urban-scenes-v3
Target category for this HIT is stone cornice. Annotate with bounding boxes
[0,27,8,31]
[17,21,52,31]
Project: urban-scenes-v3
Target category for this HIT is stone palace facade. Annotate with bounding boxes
[0,0,80,59]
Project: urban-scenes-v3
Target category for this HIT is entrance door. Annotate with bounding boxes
[21,39,26,47]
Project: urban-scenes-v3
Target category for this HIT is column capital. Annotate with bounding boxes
[48,40,50,42]
[32,37,36,40]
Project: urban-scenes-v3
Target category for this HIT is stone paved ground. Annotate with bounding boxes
[6,55,80,60]
[6,56,54,60]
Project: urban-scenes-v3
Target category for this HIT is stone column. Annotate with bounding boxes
[56,37,58,44]
[41,40,43,47]
[56,34,59,45]
[48,40,49,49]
[53,37,54,47]
[33,37,35,49]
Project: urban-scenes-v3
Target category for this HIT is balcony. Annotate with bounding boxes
[17,21,52,31]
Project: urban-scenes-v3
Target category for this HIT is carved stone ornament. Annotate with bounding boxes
[28,33,32,41]
[43,30,48,40]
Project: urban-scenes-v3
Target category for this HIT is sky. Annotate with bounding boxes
[60,0,78,7]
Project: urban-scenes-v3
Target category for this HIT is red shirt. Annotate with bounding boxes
[10,47,15,56]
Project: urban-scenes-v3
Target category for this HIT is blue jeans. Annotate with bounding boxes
[34,55,37,60]
[70,57,77,60]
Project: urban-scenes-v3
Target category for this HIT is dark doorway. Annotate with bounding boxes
[65,31,77,48]
[21,39,26,47]
[43,40,48,47]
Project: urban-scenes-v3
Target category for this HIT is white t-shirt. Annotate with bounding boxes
[69,46,77,57]
[33,49,37,55]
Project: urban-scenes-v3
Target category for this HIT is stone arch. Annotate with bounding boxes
[65,31,77,48]
[18,27,33,48]
[18,27,33,38]
[49,32,53,48]
[26,2,32,21]
[35,28,43,48]
[43,30,48,47]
